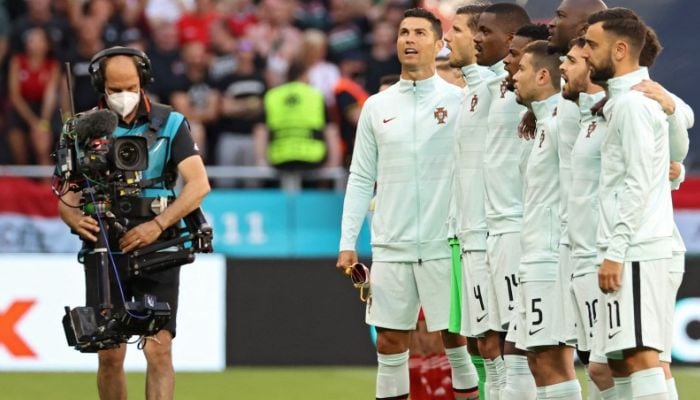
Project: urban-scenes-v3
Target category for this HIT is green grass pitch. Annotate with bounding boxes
[0,367,699,399]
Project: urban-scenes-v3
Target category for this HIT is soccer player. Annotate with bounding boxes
[583,8,675,399]
[545,0,608,395]
[337,8,478,400]
[547,1,609,360]
[580,22,693,400]
[442,5,492,397]
[560,37,611,400]
[512,40,582,400]
[476,4,546,398]
[566,32,693,400]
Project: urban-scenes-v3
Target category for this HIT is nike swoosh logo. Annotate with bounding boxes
[476,314,488,322]
[608,331,622,339]
[383,117,396,124]
[529,327,544,336]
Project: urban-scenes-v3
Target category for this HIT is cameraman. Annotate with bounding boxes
[58,47,210,400]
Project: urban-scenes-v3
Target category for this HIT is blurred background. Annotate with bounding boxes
[0,0,698,398]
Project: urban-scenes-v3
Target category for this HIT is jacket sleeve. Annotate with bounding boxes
[605,98,660,263]
[671,163,686,191]
[667,92,692,162]
[339,100,378,251]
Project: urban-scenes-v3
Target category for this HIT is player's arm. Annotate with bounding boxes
[337,100,378,271]
[632,80,693,162]
[120,120,210,252]
[670,161,685,190]
[667,92,692,162]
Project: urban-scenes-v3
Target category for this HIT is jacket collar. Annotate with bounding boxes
[606,67,649,99]
[488,59,506,76]
[531,93,559,121]
[398,73,441,94]
[579,91,606,117]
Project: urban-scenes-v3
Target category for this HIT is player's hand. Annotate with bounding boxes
[72,215,100,242]
[119,221,162,253]
[632,79,675,115]
[669,161,682,181]
[518,111,536,140]
[598,259,623,294]
[336,250,358,275]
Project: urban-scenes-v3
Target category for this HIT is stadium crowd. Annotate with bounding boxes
[0,0,432,178]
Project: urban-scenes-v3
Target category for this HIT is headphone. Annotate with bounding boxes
[88,46,154,93]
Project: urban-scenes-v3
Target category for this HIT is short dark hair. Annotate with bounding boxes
[515,23,550,42]
[522,40,561,90]
[570,36,587,49]
[482,3,531,34]
[402,8,443,40]
[587,8,647,56]
[456,3,491,33]
[639,26,663,67]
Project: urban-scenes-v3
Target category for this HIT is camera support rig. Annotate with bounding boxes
[129,207,213,276]
[62,194,172,353]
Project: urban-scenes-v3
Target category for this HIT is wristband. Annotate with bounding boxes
[154,218,165,232]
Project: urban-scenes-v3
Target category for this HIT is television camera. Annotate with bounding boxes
[52,109,213,353]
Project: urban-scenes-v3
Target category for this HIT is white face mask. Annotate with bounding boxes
[106,91,140,119]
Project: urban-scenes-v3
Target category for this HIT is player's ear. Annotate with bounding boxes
[613,39,628,62]
[505,32,515,47]
[434,38,444,53]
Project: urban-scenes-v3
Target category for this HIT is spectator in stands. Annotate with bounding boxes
[327,0,371,63]
[224,0,258,37]
[295,0,332,31]
[302,29,340,107]
[145,0,193,25]
[97,0,147,48]
[0,3,10,162]
[333,51,368,167]
[62,17,105,115]
[254,62,341,173]
[6,27,60,165]
[176,0,220,47]
[170,40,219,162]
[147,19,186,103]
[246,0,303,87]
[214,39,267,187]
[208,18,238,83]
[364,19,401,93]
[10,0,72,62]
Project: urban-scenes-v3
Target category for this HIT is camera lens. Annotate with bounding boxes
[112,137,148,171]
[118,143,139,167]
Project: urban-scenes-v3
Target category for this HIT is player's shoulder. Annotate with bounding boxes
[615,90,664,115]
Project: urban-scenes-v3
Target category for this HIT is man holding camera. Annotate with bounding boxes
[58,46,210,400]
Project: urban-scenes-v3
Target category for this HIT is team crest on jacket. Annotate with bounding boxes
[434,107,448,124]
[500,80,508,98]
[470,95,478,112]
[538,129,545,148]
[586,121,597,138]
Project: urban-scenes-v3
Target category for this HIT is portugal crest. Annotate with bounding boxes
[470,95,479,112]
[434,107,448,124]
[586,121,597,138]
[500,80,508,98]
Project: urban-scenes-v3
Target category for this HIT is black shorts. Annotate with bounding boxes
[83,253,181,337]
